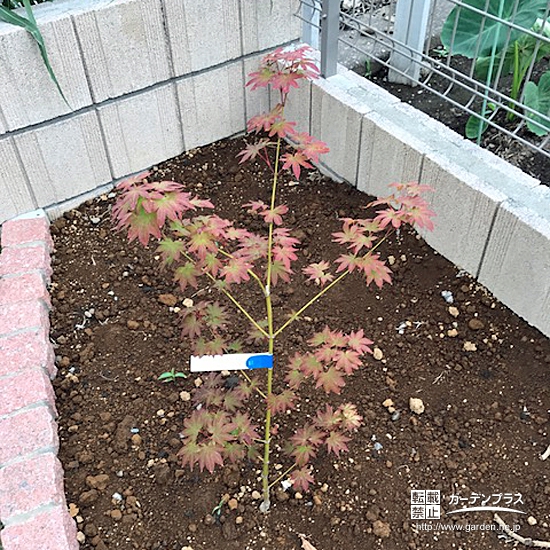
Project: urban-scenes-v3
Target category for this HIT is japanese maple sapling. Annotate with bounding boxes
[112,45,435,512]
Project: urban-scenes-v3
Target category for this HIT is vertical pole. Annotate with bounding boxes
[302,0,321,49]
[388,0,433,85]
[320,0,339,78]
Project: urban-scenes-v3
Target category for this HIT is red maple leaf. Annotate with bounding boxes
[263,204,288,226]
[325,431,351,457]
[270,260,291,286]
[314,404,341,430]
[116,170,151,192]
[300,137,330,163]
[332,348,362,375]
[268,118,296,139]
[123,208,161,246]
[290,466,315,492]
[335,254,360,274]
[232,411,259,446]
[157,238,185,266]
[247,108,281,134]
[246,65,277,90]
[270,70,303,94]
[267,389,296,415]
[237,139,271,164]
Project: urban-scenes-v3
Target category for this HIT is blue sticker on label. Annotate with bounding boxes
[245,354,273,369]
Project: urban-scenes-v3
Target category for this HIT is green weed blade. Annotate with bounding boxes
[21,0,67,103]
[0,0,68,104]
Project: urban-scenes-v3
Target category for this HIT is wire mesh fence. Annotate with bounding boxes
[298,0,550,167]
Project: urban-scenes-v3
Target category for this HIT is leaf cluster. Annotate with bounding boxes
[178,374,259,473]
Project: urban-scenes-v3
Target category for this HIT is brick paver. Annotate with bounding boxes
[0,210,78,550]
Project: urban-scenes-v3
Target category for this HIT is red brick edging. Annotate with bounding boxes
[0,211,78,550]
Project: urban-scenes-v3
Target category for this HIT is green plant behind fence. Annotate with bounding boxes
[441,0,550,138]
[0,0,67,102]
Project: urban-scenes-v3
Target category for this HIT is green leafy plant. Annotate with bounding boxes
[0,0,66,101]
[157,368,187,383]
[441,0,550,136]
[524,71,550,135]
[112,46,435,512]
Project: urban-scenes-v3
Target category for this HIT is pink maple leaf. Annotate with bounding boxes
[246,65,277,90]
[280,151,312,179]
[220,258,252,284]
[303,261,334,286]
[346,329,373,355]
[300,138,330,163]
[237,139,271,164]
[356,254,392,288]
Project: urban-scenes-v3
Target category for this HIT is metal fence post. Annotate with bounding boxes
[388,0,433,85]
[302,0,321,49]
[320,0,339,78]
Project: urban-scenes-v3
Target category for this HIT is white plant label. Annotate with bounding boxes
[190,353,273,372]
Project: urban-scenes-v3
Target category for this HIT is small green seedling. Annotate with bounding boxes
[157,368,187,383]
[212,494,229,518]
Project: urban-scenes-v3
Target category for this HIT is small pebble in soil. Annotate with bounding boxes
[373,348,384,360]
[527,516,537,526]
[251,490,261,500]
[409,398,425,415]
[372,520,391,538]
[448,306,459,317]
[463,341,477,352]
[180,391,191,401]
[441,290,454,304]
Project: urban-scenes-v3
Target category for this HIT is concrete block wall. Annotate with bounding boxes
[0,0,301,224]
[286,55,550,338]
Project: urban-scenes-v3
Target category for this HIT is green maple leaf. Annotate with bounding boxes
[174,262,200,291]
[157,238,185,266]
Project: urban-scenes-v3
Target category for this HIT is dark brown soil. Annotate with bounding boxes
[50,137,550,550]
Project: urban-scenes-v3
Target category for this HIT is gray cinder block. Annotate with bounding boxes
[357,111,425,197]
[72,0,171,102]
[0,2,91,132]
[418,151,506,275]
[164,0,241,76]
[0,137,36,223]
[98,84,183,178]
[311,74,372,185]
[176,61,245,150]
[240,0,301,55]
[13,112,111,208]
[479,189,550,337]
